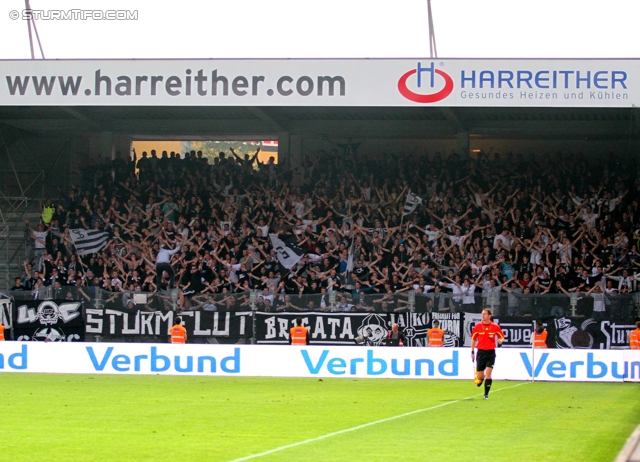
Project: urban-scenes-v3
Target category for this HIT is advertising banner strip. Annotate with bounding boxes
[0,343,639,382]
[0,58,638,107]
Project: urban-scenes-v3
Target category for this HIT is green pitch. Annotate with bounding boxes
[0,374,638,461]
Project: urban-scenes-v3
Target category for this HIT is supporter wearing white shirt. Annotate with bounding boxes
[460,279,477,306]
[424,225,442,245]
[493,229,512,251]
[439,275,465,312]
[606,270,639,292]
[447,229,470,250]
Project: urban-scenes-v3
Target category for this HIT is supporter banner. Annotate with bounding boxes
[464,314,638,349]
[85,308,253,342]
[548,317,637,350]
[463,312,487,347]
[0,299,11,328]
[391,311,463,347]
[12,299,84,342]
[498,319,533,348]
[1,58,638,107]
[429,312,463,347]
[255,311,464,347]
[255,312,390,345]
[0,343,638,382]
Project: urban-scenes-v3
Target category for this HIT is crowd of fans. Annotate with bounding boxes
[11,145,640,314]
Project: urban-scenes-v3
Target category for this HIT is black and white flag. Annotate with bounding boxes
[69,229,110,256]
[269,234,305,269]
[403,191,423,216]
[346,237,356,279]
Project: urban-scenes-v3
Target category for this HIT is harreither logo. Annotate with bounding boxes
[398,62,454,103]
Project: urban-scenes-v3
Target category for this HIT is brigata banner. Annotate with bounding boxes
[255,311,463,347]
[85,308,253,343]
[0,58,638,107]
[12,299,84,342]
[255,312,390,345]
[0,343,638,382]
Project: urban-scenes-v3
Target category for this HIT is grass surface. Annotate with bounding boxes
[0,374,638,461]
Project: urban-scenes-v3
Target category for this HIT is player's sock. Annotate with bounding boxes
[484,378,492,396]
[476,376,484,387]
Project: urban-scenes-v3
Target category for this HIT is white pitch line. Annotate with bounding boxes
[228,381,531,462]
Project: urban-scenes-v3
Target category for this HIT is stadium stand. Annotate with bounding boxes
[8,146,640,315]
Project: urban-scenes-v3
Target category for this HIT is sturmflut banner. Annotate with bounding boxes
[85,309,253,343]
[0,343,638,382]
[0,58,638,107]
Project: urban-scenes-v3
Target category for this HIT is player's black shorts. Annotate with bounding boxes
[476,349,496,371]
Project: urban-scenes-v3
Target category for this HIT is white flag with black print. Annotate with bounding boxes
[346,237,356,275]
[269,234,305,269]
[68,229,110,256]
[403,191,423,216]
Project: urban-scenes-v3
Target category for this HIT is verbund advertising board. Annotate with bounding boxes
[0,343,639,382]
[0,58,638,107]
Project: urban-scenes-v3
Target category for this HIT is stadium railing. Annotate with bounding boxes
[10,287,639,319]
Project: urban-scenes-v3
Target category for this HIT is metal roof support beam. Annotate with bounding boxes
[248,107,286,133]
[277,132,290,167]
[0,129,25,197]
[457,131,470,157]
[101,131,115,160]
[440,107,466,132]
[289,135,307,187]
[59,107,103,131]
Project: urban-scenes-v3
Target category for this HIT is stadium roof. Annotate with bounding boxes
[0,106,637,141]
[0,58,638,141]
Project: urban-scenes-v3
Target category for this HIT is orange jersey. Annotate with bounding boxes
[533,330,548,348]
[630,329,640,350]
[290,326,308,345]
[427,328,444,347]
[0,324,5,341]
[169,324,187,343]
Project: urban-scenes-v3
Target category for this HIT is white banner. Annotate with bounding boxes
[0,343,638,382]
[0,58,638,107]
